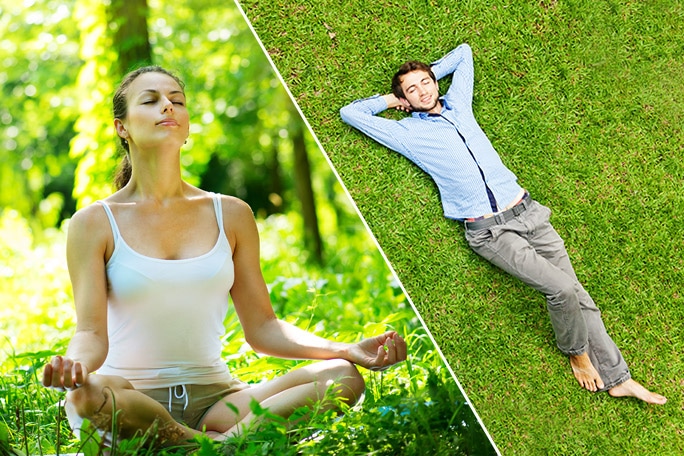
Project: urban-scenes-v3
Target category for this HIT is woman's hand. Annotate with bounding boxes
[42,356,89,392]
[347,331,407,371]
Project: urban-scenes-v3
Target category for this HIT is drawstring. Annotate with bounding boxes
[167,384,189,412]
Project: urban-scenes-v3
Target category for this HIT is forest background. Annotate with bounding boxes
[0,0,497,454]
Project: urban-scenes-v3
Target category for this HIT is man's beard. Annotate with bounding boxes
[409,98,440,113]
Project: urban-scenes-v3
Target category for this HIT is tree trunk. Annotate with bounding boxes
[291,120,323,264]
[107,0,153,74]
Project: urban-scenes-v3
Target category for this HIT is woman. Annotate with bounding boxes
[42,66,407,445]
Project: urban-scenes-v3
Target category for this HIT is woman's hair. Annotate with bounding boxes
[113,66,186,190]
[390,61,436,99]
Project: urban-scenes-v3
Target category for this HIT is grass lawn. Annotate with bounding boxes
[237,0,684,454]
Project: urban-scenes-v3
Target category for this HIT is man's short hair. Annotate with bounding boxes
[391,61,437,99]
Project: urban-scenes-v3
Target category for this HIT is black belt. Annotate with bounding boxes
[464,193,531,231]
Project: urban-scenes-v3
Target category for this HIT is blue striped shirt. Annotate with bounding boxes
[340,44,523,220]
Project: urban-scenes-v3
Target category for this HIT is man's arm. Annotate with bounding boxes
[340,44,473,153]
[339,93,412,156]
[431,43,474,108]
[381,94,411,111]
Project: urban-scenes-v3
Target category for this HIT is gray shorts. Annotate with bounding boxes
[138,379,249,430]
[140,379,250,430]
[65,378,252,444]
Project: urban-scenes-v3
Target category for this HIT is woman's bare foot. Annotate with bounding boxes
[569,353,604,392]
[608,379,667,404]
[205,431,226,441]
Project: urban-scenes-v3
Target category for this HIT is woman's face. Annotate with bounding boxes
[115,72,190,151]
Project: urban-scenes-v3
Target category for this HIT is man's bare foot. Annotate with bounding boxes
[608,379,667,404]
[569,353,604,392]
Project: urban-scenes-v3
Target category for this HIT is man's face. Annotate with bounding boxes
[399,70,440,114]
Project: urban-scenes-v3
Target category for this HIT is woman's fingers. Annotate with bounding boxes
[384,337,397,365]
[364,332,408,371]
[61,357,75,389]
[73,362,87,388]
[369,344,388,371]
[43,356,87,391]
[50,356,65,389]
[42,362,53,387]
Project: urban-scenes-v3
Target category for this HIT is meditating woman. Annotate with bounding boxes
[42,66,406,446]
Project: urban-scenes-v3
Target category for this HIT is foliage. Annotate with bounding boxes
[239,1,684,455]
[1,0,497,454]
[0,209,494,455]
[0,210,73,354]
[0,0,334,229]
[0,2,496,452]
[0,0,81,232]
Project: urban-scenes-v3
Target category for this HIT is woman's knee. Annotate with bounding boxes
[322,359,365,401]
[65,374,133,419]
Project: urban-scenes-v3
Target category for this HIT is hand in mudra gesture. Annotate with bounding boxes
[348,331,407,371]
[42,356,89,392]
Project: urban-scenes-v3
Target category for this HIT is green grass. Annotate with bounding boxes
[0,210,496,455]
[238,0,684,454]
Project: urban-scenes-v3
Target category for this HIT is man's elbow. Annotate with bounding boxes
[339,104,354,125]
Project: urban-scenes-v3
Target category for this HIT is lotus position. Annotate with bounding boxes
[340,43,665,404]
[42,66,407,447]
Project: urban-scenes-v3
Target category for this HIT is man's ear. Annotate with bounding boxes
[399,97,412,110]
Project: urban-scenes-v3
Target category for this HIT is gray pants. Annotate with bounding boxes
[464,199,631,390]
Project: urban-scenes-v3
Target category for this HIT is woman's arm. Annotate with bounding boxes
[226,197,406,370]
[43,205,110,390]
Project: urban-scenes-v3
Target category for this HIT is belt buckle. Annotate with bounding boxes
[493,212,507,226]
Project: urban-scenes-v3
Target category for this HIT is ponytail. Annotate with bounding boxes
[114,151,132,190]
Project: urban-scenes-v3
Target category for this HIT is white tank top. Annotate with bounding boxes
[96,194,236,389]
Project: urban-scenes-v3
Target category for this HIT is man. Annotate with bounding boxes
[340,43,666,404]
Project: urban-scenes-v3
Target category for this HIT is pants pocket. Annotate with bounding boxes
[465,227,494,249]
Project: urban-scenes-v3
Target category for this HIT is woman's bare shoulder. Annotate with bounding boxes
[69,202,109,230]
[66,203,113,258]
[216,194,257,246]
[217,194,253,217]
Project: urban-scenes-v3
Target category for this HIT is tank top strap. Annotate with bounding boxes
[98,201,121,244]
[211,193,225,235]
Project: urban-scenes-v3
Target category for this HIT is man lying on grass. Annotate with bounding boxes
[340,43,666,405]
